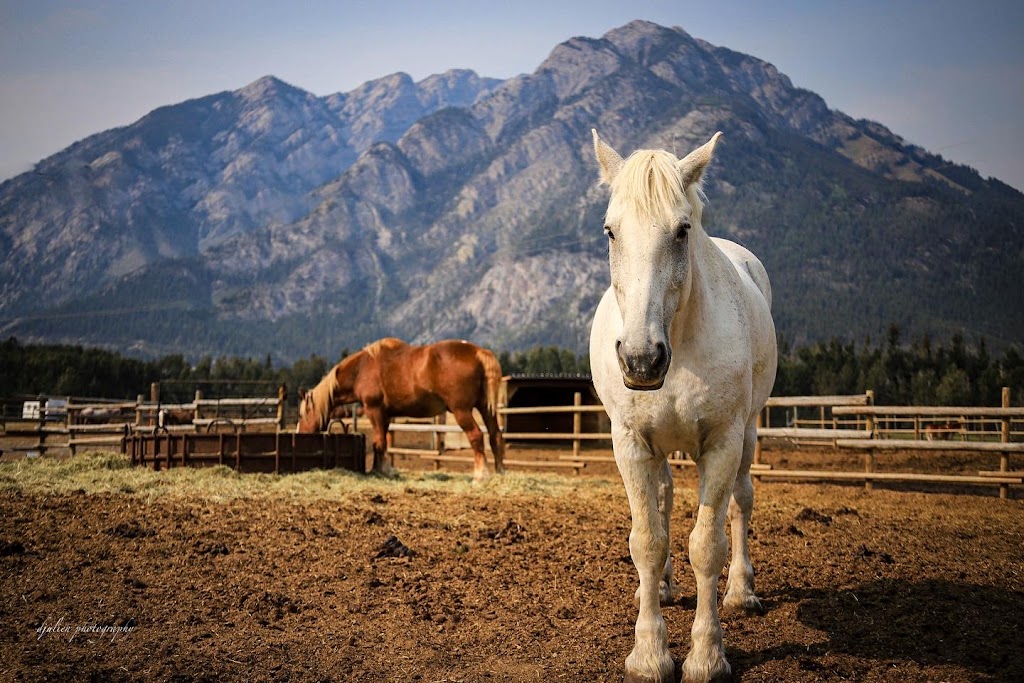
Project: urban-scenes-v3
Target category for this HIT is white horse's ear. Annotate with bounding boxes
[677,131,723,188]
[592,129,624,185]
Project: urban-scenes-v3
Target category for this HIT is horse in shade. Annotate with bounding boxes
[297,338,505,481]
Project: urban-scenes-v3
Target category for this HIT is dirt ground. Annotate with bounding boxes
[1,445,1023,683]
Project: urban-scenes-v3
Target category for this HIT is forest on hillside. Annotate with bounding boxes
[1,328,1022,407]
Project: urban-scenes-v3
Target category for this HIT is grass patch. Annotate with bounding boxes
[0,451,615,503]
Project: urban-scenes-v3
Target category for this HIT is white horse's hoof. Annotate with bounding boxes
[722,591,764,615]
[682,650,731,683]
[625,669,675,683]
[624,652,675,683]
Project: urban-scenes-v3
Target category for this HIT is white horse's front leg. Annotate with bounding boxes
[635,459,677,607]
[723,423,762,613]
[684,439,741,683]
[615,430,675,683]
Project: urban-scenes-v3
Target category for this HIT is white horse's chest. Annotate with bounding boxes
[605,366,728,456]
[590,285,754,457]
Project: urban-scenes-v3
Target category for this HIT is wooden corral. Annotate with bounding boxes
[1,386,289,458]
[5,380,1024,497]
[752,389,1024,499]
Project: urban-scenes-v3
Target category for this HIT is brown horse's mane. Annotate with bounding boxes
[305,338,407,428]
[364,337,404,359]
[304,364,339,430]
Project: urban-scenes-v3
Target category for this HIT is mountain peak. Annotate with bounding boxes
[235,75,308,102]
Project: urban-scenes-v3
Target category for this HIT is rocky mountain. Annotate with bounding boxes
[1,20,1021,362]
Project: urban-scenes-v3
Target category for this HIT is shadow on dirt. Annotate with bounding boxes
[731,579,1024,682]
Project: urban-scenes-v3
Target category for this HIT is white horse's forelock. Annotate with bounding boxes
[608,149,704,225]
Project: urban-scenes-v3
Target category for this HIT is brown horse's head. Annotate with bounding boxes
[296,352,365,433]
[296,388,322,433]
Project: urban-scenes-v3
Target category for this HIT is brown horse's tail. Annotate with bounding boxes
[476,348,503,418]
[476,347,506,473]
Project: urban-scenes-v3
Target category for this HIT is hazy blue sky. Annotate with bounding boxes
[2,0,1022,190]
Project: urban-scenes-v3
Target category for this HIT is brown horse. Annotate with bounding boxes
[297,338,506,481]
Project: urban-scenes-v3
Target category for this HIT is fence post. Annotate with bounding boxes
[754,410,763,465]
[864,391,876,492]
[194,390,202,425]
[276,384,287,432]
[433,414,443,455]
[35,394,46,456]
[135,394,144,430]
[1000,386,1011,500]
[498,378,508,432]
[573,392,582,459]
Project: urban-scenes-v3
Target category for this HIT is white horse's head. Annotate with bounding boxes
[592,129,722,390]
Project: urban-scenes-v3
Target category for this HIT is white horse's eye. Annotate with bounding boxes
[675,221,691,241]
[604,226,616,241]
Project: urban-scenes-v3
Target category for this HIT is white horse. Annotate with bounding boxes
[589,129,777,683]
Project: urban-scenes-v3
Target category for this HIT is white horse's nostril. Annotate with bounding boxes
[654,341,667,365]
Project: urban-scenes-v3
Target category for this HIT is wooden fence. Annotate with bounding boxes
[377,386,1023,497]
[1,387,287,457]
[752,388,1024,499]
[5,383,1023,497]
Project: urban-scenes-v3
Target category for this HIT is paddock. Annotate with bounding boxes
[2,387,1023,680]
[1,452,1021,682]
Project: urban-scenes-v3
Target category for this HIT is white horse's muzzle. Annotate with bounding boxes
[616,338,671,391]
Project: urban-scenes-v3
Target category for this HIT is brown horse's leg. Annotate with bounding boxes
[452,408,488,482]
[478,400,506,475]
[366,408,393,476]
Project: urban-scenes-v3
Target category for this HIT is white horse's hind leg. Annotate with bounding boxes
[723,424,763,613]
[683,444,738,683]
[615,432,675,683]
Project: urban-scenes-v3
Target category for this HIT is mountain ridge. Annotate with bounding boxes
[1,20,1021,361]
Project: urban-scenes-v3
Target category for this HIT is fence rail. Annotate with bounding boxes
[756,387,1023,498]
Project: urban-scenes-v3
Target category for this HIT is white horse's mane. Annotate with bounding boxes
[610,149,706,224]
